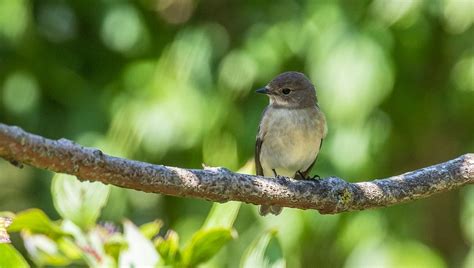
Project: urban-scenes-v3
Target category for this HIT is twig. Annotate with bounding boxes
[0,123,472,214]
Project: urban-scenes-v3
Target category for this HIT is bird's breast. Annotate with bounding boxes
[259,107,326,177]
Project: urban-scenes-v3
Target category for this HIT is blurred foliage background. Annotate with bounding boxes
[0,0,473,267]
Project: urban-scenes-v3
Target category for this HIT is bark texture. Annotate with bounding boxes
[0,123,473,214]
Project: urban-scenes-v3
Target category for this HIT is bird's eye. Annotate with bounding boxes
[282,88,291,95]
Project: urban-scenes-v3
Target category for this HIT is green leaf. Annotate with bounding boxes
[240,229,285,268]
[182,228,236,267]
[201,163,247,230]
[202,201,241,229]
[57,238,82,261]
[139,220,163,239]
[8,209,68,239]
[104,233,128,262]
[22,232,72,267]
[119,220,160,267]
[155,230,180,265]
[390,240,446,268]
[52,174,110,229]
[0,244,30,267]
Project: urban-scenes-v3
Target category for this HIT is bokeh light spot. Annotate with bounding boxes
[371,0,421,27]
[203,132,239,170]
[452,54,474,92]
[245,24,286,80]
[0,0,29,42]
[443,0,474,34]
[328,127,370,174]
[461,187,474,244]
[218,50,257,94]
[37,2,77,42]
[155,0,195,25]
[101,4,144,53]
[202,23,230,58]
[2,71,40,114]
[123,61,155,94]
[315,36,394,123]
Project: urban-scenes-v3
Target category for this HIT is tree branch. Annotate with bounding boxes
[0,123,473,214]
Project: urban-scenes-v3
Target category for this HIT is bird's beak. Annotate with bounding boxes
[256,87,269,94]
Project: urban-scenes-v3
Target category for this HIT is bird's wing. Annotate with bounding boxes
[255,107,268,176]
[299,108,328,178]
[255,137,264,176]
[298,139,324,179]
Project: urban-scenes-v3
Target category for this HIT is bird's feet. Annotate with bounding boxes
[272,169,287,180]
[272,169,321,180]
[297,171,320,180]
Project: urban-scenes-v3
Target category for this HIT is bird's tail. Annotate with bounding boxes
[259,205,283,216]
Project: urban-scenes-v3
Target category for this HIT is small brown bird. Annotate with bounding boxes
[255,72,327,216]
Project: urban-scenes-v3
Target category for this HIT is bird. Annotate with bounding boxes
[255,71,327,216]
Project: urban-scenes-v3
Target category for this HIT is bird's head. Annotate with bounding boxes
[256,71,317,108]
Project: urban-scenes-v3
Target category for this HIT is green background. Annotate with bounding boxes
[1,0,473,267]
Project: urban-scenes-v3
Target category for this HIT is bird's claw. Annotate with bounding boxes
[298,171,320,180]
[272,169,289,180]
